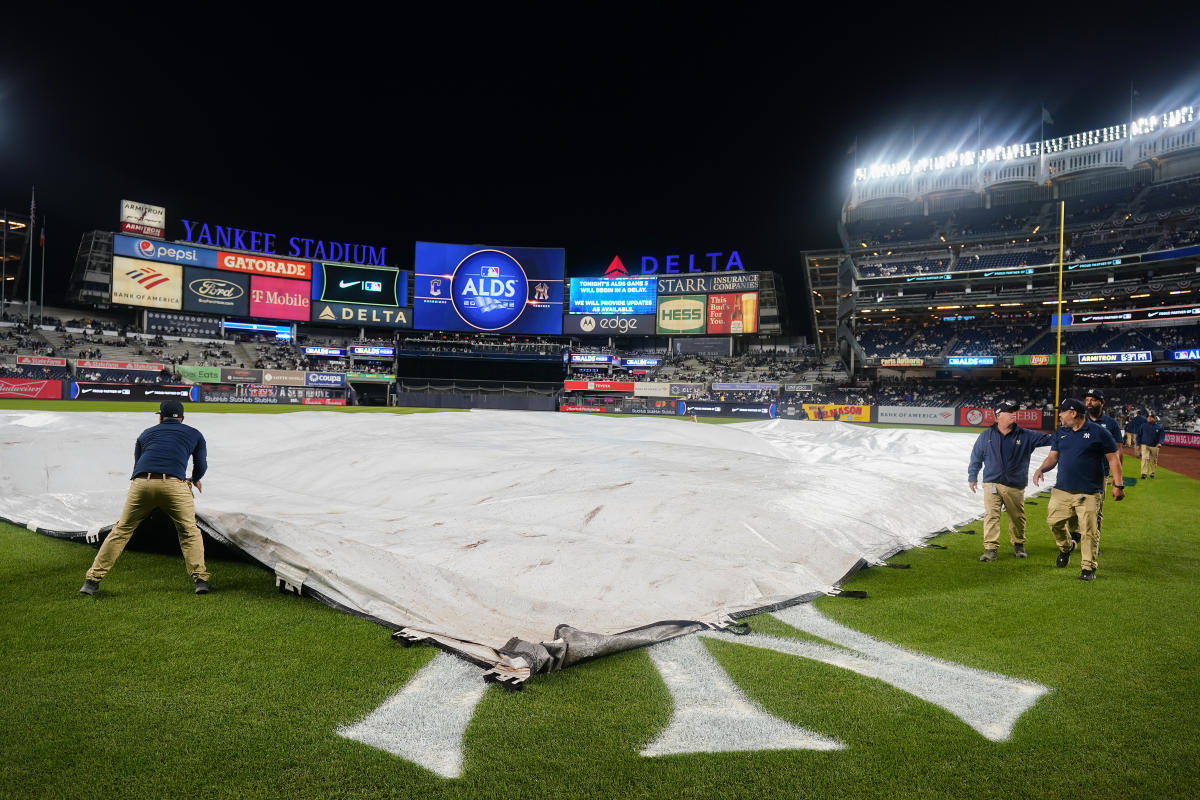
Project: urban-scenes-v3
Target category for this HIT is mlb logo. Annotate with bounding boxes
[481,266,500,278]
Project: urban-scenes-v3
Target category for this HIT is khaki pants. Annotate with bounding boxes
[87,478,209,582]
[1047,488,1102,571]
[982,483,1027,549]
[1140,445,1160,477]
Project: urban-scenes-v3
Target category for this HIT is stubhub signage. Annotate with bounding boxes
[113,234,218,268]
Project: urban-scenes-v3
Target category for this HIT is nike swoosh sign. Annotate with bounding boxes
[340,280,361,288]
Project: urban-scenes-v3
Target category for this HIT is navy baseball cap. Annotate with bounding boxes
[994,401,1020,414]
[1059,398,1086,414]
[1084,388,1104,401]
[159,399,185,418]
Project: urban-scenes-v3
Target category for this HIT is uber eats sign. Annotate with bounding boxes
[657,295,706,334]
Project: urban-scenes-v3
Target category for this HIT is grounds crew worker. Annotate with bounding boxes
[967,401,1053,562]
[79,399,211,595]
[1139,412,1165,479]
[1033,398,1125,582]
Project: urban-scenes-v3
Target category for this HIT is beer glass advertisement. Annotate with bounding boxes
[706,292,758,334]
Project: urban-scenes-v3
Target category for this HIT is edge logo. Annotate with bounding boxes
[451,249,528,331]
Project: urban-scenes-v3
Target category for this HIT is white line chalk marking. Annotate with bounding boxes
[641,634,844,757]
[724,604,1051,741]
[338,652,488,778]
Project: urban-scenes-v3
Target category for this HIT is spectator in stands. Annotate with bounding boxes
[1138,414,1165,479]
[1033,398,1125,582]
[79,400,212,597]
[967,401,1053,562]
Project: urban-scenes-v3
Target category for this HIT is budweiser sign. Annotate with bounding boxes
[0,378,63,399]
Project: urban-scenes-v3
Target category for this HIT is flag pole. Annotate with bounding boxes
[39,221,45,327]
[27,187,35,318]
[1054,200,1065,408]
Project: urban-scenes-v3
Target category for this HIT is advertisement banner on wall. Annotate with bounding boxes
[183,267,250,316]
[657,272,760,295]
[0,378,63,399]
[1077,351,1152,364]
[562,313,657,336]
[312,262,406,306]
[632,382,673,398]
[564,380,636,392]
[800,404,871,421]
[1014,354,1067,366]
[119,200,166,237]
[958,407,1044,428]
[114,234,217,267]
[306,372,347,388]
[249,275,312,321]
[877,406,956,425]
[706,292,758,334]
[220,367,264,383]
[1164,431,1200,448]
[177,365,222,383]
[218,252,312,280]
[77,359,165,372]
[678,401,777,419]
[69,383,199,401]
[560,405,610,413]
[16,355,67,367]
[880,357,925,367]
[111,257,183,310]
[312,301,412,328]
[260,369,307,386]
[656,295,707,334]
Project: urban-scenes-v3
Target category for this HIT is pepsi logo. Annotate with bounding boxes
[138,240,155,256]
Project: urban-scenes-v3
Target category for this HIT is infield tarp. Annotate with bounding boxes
[0,410,1047,679]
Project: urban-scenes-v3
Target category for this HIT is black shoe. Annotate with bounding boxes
[1056,540,1076,568]
[1079,569,1096,581]
[979,550,997,562]
[1070,532,1081,544]
[1150,474,1155,479]
[79,579,99,596]
[1141,474,1147,479]
[194,579,211,595]
[1013,543,1028,558]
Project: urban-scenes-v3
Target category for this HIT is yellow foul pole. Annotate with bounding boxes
[1054,200,1065,407]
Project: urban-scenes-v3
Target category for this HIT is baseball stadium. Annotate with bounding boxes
[3,93,1199,800]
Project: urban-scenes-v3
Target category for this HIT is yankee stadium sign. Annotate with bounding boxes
[180,219,387,266]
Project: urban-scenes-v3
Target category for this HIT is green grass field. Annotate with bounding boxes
[2,403,1198,799]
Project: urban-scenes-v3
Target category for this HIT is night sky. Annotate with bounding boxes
[2,12,1197,330]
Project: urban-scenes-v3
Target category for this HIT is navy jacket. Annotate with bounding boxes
[1128,415,1147,439]
[968,424,1054,488]
[130,419,208,482]
[1139,422,1166,448]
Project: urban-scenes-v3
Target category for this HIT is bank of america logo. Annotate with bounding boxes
[124,265,170,289]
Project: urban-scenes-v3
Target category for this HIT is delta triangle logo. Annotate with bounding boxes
[319,306,336,320]
[604,256,628,278]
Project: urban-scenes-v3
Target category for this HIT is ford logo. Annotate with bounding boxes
[189,278,244,299]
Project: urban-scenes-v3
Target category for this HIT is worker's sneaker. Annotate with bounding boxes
[1071,531,1081,544]
[1013,543,1028,558]
[1141,474,1147,479]
[79,579,99,596]
[1079,569,1096,582]
[1055,540,1076,568]
[194,579,211,595]
[978,549,997,562]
